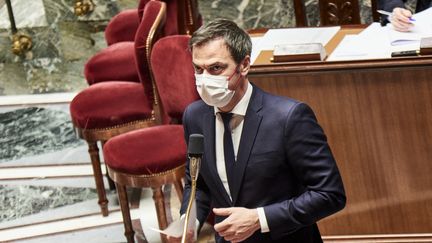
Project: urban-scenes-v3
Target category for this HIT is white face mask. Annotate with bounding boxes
[195,73,236,107]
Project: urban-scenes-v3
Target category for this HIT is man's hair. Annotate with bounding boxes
[189,19,252,64]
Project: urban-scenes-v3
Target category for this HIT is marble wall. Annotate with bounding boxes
[0,185,97,223]
[0,0,410,96]
[0,106,82,162]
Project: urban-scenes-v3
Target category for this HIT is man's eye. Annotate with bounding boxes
[194,67,203,74]
[210,66,222,72]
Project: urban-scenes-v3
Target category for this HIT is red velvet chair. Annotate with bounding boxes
[103,35,199,243]
[105,0,202,46]
[86,0,202,85]
[104,0,149,46]
[69,0,166,217]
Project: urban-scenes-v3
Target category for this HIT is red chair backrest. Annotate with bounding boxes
[137,0,151,20]
[151,35,200,124]
[140,0,201,36]
[134,1,166,106]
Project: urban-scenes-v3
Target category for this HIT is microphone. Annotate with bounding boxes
[187,134,204,180]
[181,134,204,243]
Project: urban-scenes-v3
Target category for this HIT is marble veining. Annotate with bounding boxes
[0,185,97,223]
[0,107,83,162]
[43,0,119,24]
[0,0,48,29]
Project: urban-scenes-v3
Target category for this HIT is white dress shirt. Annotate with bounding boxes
[213,82,270,233]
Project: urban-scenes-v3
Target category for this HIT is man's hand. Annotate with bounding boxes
[213,207,261,243]
[391,7,414,32]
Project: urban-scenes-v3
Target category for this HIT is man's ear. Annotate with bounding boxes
[239,55,251,76]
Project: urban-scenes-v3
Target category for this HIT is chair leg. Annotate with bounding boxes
[117,183,135,243]
[101,140,116,190]
[87,141,109,216]
[152,187,168,243]
[173,179,184,203]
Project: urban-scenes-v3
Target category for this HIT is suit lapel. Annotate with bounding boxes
[231,87,263,204]
[202,108,232,205]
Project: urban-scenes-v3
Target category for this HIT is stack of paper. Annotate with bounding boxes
[327,23,391,61]
[328,7,432,61]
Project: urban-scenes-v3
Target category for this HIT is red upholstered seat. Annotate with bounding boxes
[84,42,139,85]
[104,9,141,46]
[104,125,186,175]
[85,0,164,87]
[104,0,201,46]
[87,0,202,86]
[68,1,167,218]
[70,82,153,129]
[102,35,198,243]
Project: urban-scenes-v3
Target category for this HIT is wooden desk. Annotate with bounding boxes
[249,26,432,242]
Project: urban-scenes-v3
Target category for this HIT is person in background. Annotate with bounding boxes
[171,18,346,243]
[379,0,432,31]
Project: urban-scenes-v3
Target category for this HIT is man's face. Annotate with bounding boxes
[192,38,240,90]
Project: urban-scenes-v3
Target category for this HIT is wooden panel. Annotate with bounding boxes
[249,66,432,234]
[293,0,307,27]
[319,0,361,25]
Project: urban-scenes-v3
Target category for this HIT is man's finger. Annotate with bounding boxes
[213,207,232,216]
[214,220,230,233]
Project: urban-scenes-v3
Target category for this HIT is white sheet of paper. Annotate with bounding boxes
[327,23,392,61]
[149,200,197,239]
[257,26,340,51]
[387,7,432,46]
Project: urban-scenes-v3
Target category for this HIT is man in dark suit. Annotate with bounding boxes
[379,0,432,31]
[177,19,346,243]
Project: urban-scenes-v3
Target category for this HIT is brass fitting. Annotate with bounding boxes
[11,33,32,56]
[74,0,95,16]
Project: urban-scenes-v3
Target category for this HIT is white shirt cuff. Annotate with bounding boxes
[256,207,270,233]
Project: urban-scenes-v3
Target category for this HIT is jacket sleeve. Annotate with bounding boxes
[379,0,407,25]
[180,105,212,230]
[264,103,346,239]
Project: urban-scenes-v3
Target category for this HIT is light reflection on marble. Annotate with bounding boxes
[0,0,48,29]
[0,185,97,223]
[0,106,83,163]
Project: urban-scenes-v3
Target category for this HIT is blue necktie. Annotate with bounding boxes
[220,112,235,194]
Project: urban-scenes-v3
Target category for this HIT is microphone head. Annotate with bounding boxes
[188,134,204,156]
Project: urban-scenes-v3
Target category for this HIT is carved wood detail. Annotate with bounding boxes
[319,0,360,26]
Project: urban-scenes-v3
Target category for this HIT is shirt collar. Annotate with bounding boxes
[214,82,253,116]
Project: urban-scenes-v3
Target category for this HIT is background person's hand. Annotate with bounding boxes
[213,207,261,243]
[391,7,414,32]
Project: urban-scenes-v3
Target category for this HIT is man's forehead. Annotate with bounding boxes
[192,38,233,65]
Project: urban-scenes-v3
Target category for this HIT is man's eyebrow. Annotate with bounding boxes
[208,62,228,68]
[192,62,228,69]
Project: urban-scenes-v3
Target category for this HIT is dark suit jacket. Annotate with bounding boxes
[181,85,346,243]
[379,0,431,25]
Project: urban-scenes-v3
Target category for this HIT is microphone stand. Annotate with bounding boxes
[181,155,201,243]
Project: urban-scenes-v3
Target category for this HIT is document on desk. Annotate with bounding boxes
[327,23,391,61]
[250,26,340,63]
[387,7,432,46]
[259,26,340,50]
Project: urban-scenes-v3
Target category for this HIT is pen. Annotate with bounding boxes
[377,10,416,21]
